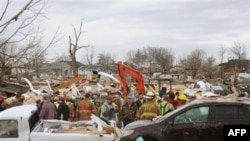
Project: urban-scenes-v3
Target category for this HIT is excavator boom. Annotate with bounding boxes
[117,61,145,96]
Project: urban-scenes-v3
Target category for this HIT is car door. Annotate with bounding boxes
[210,103,250,141]
[164,104,211,141]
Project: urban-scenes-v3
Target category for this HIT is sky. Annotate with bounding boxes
[10,0,250,63]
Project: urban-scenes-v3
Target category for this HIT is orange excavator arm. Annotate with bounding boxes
[117,61,145,96]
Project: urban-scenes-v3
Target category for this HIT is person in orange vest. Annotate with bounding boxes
[136,91,161,120]
[76,92,96,121]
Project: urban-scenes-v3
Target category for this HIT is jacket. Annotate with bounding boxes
[136,101,161,120]
[57,102,70,121]
[77,99,96,120]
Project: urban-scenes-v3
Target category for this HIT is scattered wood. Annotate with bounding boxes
[53,76,85,92]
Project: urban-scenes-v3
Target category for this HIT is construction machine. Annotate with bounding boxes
[148,77,173,97]
[117,61,145,96]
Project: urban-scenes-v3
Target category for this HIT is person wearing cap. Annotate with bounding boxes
[39,94,57,120]
[118,95,138,127]
[136,91,161,120]
[176,94,188,109]
[100,95,117,121]
[57,97,69,121]
[76,92,96,121]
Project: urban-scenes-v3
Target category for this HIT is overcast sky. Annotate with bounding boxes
[15,0,250,63]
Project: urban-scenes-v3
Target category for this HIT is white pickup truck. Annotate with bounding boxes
[0,104,120,141]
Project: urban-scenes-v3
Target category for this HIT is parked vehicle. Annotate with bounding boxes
[120,96,250,141]
[0,104,120,141]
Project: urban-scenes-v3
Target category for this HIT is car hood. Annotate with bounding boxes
[123,120,154,130]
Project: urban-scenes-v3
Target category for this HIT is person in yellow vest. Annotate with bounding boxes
[100,96,117,121]
[53,96,60,110]
[136,91,161,120]
[160,95,175,115]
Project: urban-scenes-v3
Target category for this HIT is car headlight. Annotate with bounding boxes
[122,130,134,136]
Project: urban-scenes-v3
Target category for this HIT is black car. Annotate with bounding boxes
[120,96,250,141]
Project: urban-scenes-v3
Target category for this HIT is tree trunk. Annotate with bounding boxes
[71,56,78,77]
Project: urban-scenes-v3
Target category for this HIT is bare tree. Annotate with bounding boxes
[0,41,17,79]
[125,46,174,76]
[125,48,147,68]
[153,47,174,72]
[125,47,157,75]
[144,47,157,75]
[69,19,89,77]
[0,0,62,81]
[201,56,218,79]
[229,42,247,60]
[179,49,206,78]
[7,27,61,80]
[0,0,45,47]
[83,45,95,70]
[0,0,45,81]
[218,45,227,63]
[97,53,116,72]
[54,53,71,62]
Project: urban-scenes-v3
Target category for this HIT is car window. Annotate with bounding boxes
[174,106,209,124]
[239,105,250,119]
[0,120,18,138]
[215,104,250,121]
[214,105,238,121]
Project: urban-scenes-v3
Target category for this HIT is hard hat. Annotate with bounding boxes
[143,91,155,99]
[178,94,187,101]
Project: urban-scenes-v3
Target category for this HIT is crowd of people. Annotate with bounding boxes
[0,88,192,128]
[2,83,244,129]
[40,90,192,128]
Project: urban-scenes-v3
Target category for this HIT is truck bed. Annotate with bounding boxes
[30,120,119,141]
